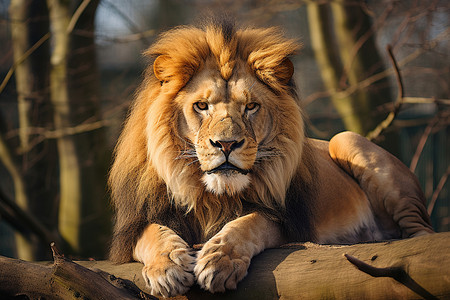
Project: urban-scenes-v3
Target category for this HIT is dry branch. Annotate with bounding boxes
[0,33,50,96]
[428,165,450,216]
[366,45,404,141]
[409,114,440,173]
[0,243,155,300]
[1,232,449,299]
[344,254,438,300]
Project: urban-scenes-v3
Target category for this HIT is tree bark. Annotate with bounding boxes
[1,232,449,299]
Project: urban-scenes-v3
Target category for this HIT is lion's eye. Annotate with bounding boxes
[194,102,209,112]
[245,102,260,113]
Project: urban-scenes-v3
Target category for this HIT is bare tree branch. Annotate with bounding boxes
[66,0,91,34]
[0,32,50,96]
[96,29,156,43]
[366,45,404,140]
[410,115,440,172]
[428,165,450,216]
[12,119,114,154]
[402,97,450,105]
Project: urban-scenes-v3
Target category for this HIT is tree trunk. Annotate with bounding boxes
[307,1,392,136]
[46,0,110,257]
[66,0,112,258]
[47,0,83,255]
[8,0,58,260]
[1,233,449,299]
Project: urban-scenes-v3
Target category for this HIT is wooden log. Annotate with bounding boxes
[1,232,449,299]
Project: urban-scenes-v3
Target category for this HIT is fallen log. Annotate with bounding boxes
[1,232,449,299]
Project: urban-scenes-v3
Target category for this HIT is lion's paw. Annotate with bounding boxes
[142,247,195,297]
[194,239,250,293]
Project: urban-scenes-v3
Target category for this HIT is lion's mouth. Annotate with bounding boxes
[206,162,250,175]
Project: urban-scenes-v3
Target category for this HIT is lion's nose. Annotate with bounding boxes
[210,139,244,158]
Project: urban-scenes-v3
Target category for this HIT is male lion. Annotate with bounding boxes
[109,21,433,297]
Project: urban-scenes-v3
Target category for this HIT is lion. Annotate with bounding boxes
[109,20,433,297]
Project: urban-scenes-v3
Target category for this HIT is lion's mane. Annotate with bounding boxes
[109,20,317,263]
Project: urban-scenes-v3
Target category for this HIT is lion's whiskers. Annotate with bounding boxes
[256,147,284,161]
[186,159,200,167]
[174,148,200,168]
[175,150,198,160]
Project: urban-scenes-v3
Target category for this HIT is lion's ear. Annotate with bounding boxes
[275,58,294,85]
[153,55,196,88]
[254,58,295,91]
[153,55,171,82]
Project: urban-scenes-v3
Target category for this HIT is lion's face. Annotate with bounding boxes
[140,25,305,206]
[176,59,274,195]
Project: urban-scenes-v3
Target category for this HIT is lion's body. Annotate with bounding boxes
[109,20,433,296]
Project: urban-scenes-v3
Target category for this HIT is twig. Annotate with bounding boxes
[31,119,113,139]
[410,115,440,172]
[428,165,450,216]
[402,97,450,105]
[96,29,156,44]
[344,254,438,300]
[5,119,114,154]
[66,0,91,34]
[0,33,50,96]
[50,242,62,258]
[366,45,404,140]
[344,254,405,278]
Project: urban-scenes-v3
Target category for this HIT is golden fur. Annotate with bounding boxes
[109,21,433,296]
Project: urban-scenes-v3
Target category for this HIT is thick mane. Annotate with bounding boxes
[146,21,300,92]
[109,21,315,262]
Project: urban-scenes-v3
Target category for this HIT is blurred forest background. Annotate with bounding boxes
[0,0,448,261]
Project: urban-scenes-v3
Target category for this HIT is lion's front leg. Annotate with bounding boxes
[195,212,285,293]
[134,223,195,297]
